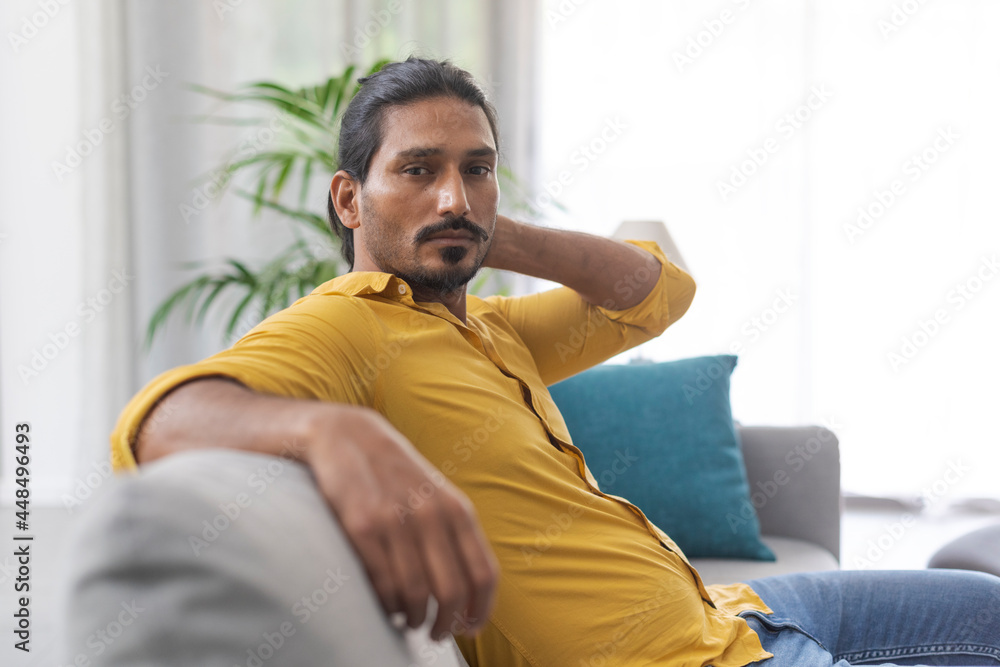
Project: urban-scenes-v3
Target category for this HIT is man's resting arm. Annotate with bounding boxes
[134,378,498,641]
[118,294,500,642]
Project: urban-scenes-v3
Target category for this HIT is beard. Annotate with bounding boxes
[361,192,494,294]
[393,243,480,292]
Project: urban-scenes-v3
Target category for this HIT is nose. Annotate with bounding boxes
[435,166,471,219]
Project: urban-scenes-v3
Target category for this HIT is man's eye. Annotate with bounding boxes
[404,166,429,175]
[469,166,492,176]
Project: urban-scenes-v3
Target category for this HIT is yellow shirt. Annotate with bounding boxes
[110,240,773,667]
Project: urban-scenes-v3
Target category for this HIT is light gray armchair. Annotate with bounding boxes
[59,424,840,665]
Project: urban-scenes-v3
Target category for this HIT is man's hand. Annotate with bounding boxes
[303,404,500,640]
[482,214,663,310]
[136,379,499,641]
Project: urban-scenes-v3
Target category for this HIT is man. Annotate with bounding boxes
[112,58,1000,666]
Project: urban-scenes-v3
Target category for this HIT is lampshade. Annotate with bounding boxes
[611,220,690,276]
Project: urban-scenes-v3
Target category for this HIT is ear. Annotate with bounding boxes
[330,170,361,230]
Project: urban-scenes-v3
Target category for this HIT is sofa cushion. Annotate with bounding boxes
[60,449,470,667]
[549,355,775,560]
[692,536,840,586]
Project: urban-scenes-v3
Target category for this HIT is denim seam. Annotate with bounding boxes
[739,610,831,653]
[837,642,1000,664]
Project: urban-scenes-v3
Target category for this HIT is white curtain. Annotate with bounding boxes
[0,0,538,505]
[538,0,1000,499]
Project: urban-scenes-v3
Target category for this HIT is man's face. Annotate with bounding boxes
[355,96,499,293]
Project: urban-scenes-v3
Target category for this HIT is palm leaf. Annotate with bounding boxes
[225,290,260,340]
[232,188,331,237]
[194,279,232,325]
[144,275,212,348]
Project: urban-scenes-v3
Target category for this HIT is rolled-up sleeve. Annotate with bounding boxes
[110,296,378,472]
[483,240,696,386]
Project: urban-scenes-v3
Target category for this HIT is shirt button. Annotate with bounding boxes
[398,284,406,295]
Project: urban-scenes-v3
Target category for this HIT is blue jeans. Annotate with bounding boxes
[738,570,1000,666]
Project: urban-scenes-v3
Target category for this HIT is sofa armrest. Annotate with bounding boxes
[736,425,842,562]
[59,449,470,666]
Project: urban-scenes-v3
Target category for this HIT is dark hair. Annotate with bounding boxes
[327,56,501,269]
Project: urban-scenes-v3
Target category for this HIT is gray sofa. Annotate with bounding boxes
[59,424,840,666]
[692,424,841,584]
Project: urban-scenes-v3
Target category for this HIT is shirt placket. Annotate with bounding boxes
[402,296,720,610]
[474,326,719,609]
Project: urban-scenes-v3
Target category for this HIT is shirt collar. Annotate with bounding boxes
[313,270,475,330]
[314,271,414,301]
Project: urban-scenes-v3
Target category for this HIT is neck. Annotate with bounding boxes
[351,255,471,324]
[410,284,468,324]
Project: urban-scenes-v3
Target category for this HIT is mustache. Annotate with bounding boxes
[415,216,489,243]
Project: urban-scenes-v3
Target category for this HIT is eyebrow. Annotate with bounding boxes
[393,146,498,160]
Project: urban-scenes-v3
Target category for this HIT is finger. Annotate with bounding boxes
[384,519,431,630]
[348,517,404,619]
[312,451,403,619]
[416,508,469,640]
[445,497,500,635]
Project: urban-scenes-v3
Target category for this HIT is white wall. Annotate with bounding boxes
[538,0,1000,499]
[1,1,90,505]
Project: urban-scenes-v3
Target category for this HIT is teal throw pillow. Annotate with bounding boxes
[548,355,775,561]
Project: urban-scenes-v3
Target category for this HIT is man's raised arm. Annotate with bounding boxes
[480,215,696,386]
[482,214,664,310]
